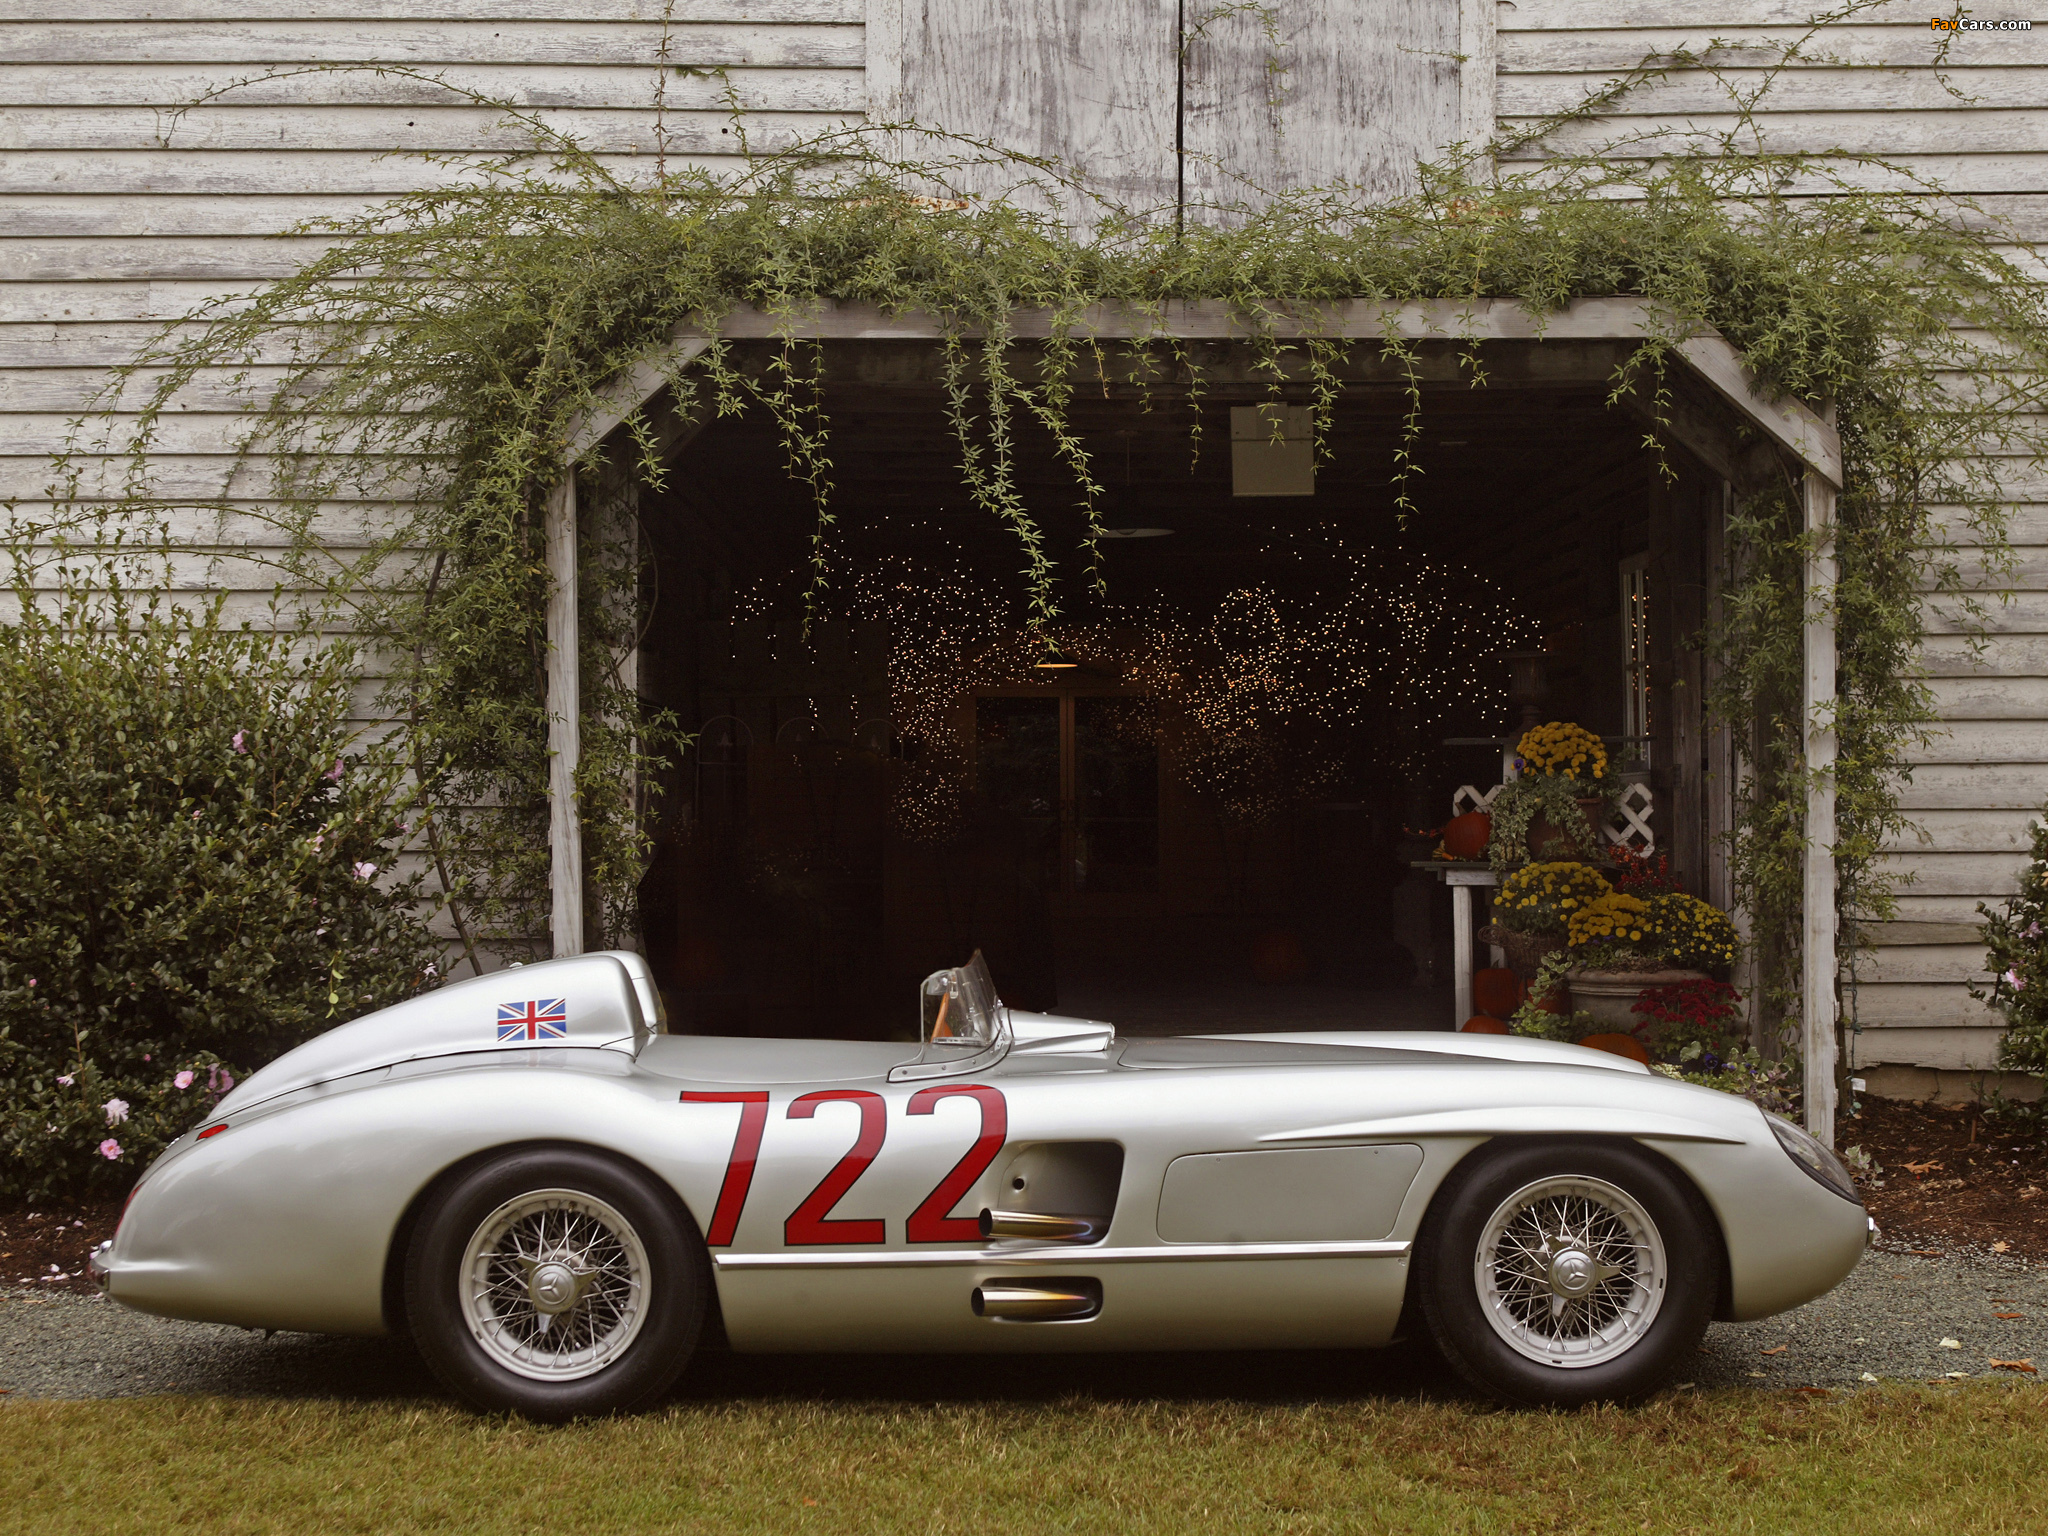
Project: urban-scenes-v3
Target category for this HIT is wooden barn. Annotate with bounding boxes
[5,2,2046,1133]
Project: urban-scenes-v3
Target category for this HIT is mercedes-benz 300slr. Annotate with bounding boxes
[93,949,1868,1416]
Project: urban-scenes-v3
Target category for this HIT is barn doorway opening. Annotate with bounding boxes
[630,340,1720,1041]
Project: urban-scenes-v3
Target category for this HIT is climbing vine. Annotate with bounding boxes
[32,13,2048,1061]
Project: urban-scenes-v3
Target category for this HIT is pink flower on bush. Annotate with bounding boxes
[26,978,35,987]
[325,759,345,781]
[98,1139,123,1161]
[174,1070,195,1090]
[233,729,248,754]
[208,1065,234,1094]
[56,1073,73,1086]
[2008,969,2026,992]
[103,1097,130,1125]
[353,861,378,882]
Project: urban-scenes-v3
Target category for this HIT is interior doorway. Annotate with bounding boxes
[629,339,1721,1041]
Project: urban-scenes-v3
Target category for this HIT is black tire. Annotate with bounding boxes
[405,1147,707,1419]
[1415,1139,1719,1408]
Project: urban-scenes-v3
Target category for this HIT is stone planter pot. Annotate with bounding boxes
[1527,796,1609,861]
[1564,966,1711,1033]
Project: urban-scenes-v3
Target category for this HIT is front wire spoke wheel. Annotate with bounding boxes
[1474,1175,1666,1369]
[459,1189,650,1382]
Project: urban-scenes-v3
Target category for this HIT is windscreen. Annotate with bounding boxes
[916,950,1009,1056]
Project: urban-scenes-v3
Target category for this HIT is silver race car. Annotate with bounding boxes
[92,950,1869,1416]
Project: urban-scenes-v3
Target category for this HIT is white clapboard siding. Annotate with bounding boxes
[1881,809,2043,854]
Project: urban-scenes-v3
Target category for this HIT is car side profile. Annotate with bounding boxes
[93,949,1870,1416]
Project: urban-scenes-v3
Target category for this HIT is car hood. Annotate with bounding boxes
[1140,1031,1652,1074]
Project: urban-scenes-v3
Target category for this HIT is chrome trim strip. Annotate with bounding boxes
[714,1239,1410,1271]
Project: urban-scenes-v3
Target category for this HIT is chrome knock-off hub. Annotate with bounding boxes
[1548,1248,1597,1298]
[527,1261,585,1315]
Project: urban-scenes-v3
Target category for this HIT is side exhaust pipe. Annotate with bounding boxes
[978,1208,1103,1243]
[971,1278,1102,1321]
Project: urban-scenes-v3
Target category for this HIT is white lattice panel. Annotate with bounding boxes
[1605,780,1655,851]
[1449,781,1654,851]
[1451,783,1503,816]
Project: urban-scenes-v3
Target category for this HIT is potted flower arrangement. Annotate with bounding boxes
[1562,888,1740,1030]
[1480,859,1613,982]
[1485,721,1618,870]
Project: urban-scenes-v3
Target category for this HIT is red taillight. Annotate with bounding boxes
[197,1123,228,1140]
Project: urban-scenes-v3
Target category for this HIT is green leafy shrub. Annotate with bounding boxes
[1978,811,2048,1087]
[0,556,441,1199]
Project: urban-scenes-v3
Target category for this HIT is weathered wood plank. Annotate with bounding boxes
[1847,945,1993,986]
[0,149,758,196]
[1925,676,2048,718]
[1500,67,2048,116]
[1881,808,2042,853]
[1842,985,2003,1029]
[1843,1025,2009,1071]
[1509,0,2023,23]
[1181,0,1462,207]
[1896,763,2048,809]
[1903,722,2048,764]
[1921,594,2048,634]
[0,237,341,284]
[1892,893,2008,923]
[0,22,865,67]
[5,1,862,18]
[1874,850,2030,895]
[0,64,865,113]
[0,106,860,154]
[1921,634,2048,678]
[895,0,1177,215]
[1508,109,2048,158]
[0,196,396,239]
[1499,28,2048,73]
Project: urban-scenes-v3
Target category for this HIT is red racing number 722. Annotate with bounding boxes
[681,1085,1006,1247]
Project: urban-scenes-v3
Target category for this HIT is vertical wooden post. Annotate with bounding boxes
[1458,0,1498,172]
[545,471,584,959]
[1802,468,1839,1144]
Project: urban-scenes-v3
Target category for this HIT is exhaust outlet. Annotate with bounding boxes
[977,1208,1103,1243]
[971,1278,1102,1321]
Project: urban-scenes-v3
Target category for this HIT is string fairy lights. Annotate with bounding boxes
[729,548,1537,841]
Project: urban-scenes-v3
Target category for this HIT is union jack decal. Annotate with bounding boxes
[497,998,568,1042]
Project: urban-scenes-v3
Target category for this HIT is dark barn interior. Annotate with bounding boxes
[631,338,1725,1040]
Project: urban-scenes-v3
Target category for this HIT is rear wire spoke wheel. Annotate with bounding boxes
[1417,1141,1717,1408]
[407,1148,706,1419]
[461,1190,650,1381]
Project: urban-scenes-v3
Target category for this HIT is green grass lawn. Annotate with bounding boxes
[3,1383,2046,1535]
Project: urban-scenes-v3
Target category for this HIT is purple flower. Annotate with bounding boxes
[174,1070,194,1090]
[232,730,248,754]
[2029,922,2042,939]
[325,759,345,781]
[352,861,378,882]
[55,1073,73,1087]
[98,1139,123,1161]
[310,832,324,852]
[102,1097,130,1126]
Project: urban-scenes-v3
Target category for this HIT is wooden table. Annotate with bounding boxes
[1414,861,1498,1027]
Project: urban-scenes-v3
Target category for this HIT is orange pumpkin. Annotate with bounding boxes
[1577,1032,1651,1065]
[1442,810,1492,862]
[1462,1015,1510,1034]
[1471,967,1523,1020]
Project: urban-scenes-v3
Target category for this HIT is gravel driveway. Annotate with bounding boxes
[4,1243,2042,1405]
